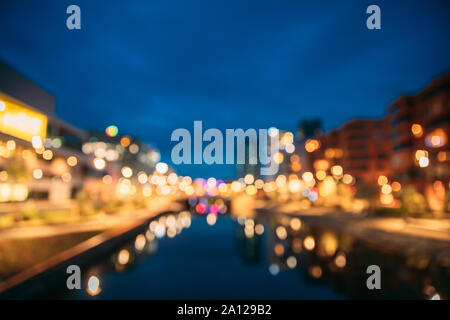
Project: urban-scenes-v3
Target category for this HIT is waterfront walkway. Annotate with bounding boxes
[257,202,450,267]
[0,197,183,241]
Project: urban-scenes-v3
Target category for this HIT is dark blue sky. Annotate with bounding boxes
[0,0,449,178]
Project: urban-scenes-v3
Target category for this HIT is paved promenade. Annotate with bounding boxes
[0,197,183,241]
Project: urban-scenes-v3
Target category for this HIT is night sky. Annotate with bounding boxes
[0,0,449,178]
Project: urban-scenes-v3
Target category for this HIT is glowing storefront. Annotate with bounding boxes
[0,92,47,143]
[0,61,77,205]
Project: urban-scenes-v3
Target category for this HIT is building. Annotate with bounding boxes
[236,138,260,180]
[316,118,391,184]
[387,73,449,191]
[0,61,163,211]
[80,132,161,200]
[306,72,449,193]
[294,119,322,175]
[0,61,92,207]
[297,119,322,141]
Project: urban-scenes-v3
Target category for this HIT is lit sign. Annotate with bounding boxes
[0,94,47,142]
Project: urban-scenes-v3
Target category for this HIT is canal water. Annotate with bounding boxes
[53,210,448,300]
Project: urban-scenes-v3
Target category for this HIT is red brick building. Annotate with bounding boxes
[387,73,449,190]
[315,118,391,184]
[308,72,449,188]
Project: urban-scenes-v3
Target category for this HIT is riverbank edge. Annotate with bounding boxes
[257,207,450,267]
[0,210,173,298]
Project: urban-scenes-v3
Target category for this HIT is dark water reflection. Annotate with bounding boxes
[51,210,450,300]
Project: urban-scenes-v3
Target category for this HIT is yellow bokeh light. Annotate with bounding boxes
[206,213,217,226]
[342,173,353,184]
[319,232,338,257]
[94,158,106,170]
[33,168,43,179]
[303,236,315,250]
[381,184,392,194]
[290,218,302,231]
[121,166,133,178]
[42,150,53,160]
[411,123,423,137]
[255,224,264,235]
[67,156,77,167]
[263,182,274,193]
[377,175,388,186]
[288,179,302,192]
[167,172,178,185]
[335,252,347,268]
[155,162,169,174]
[305,139,320,153]
[102,175,113,184]
[285,143,295,153]
[245,185,257,195]
[135,234,146,251]
[281,132,294,145]
[319,176,336,197]
[302,171,313,182]
[415,150,428,161]
[275,226,287,240]
[331,165,343,177]
[244,174,255,185]
[273,152,284,164]
[6,140,16,151]
[276,175,287,187]
[316,170,326,180]
[143,186,153,197]
[313,159,329,171]
[254,179,264,189]
[138,171,148,184]
[380,193,394,205]
[118,249,130,265]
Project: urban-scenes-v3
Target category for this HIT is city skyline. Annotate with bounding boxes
[1,0,450,178]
